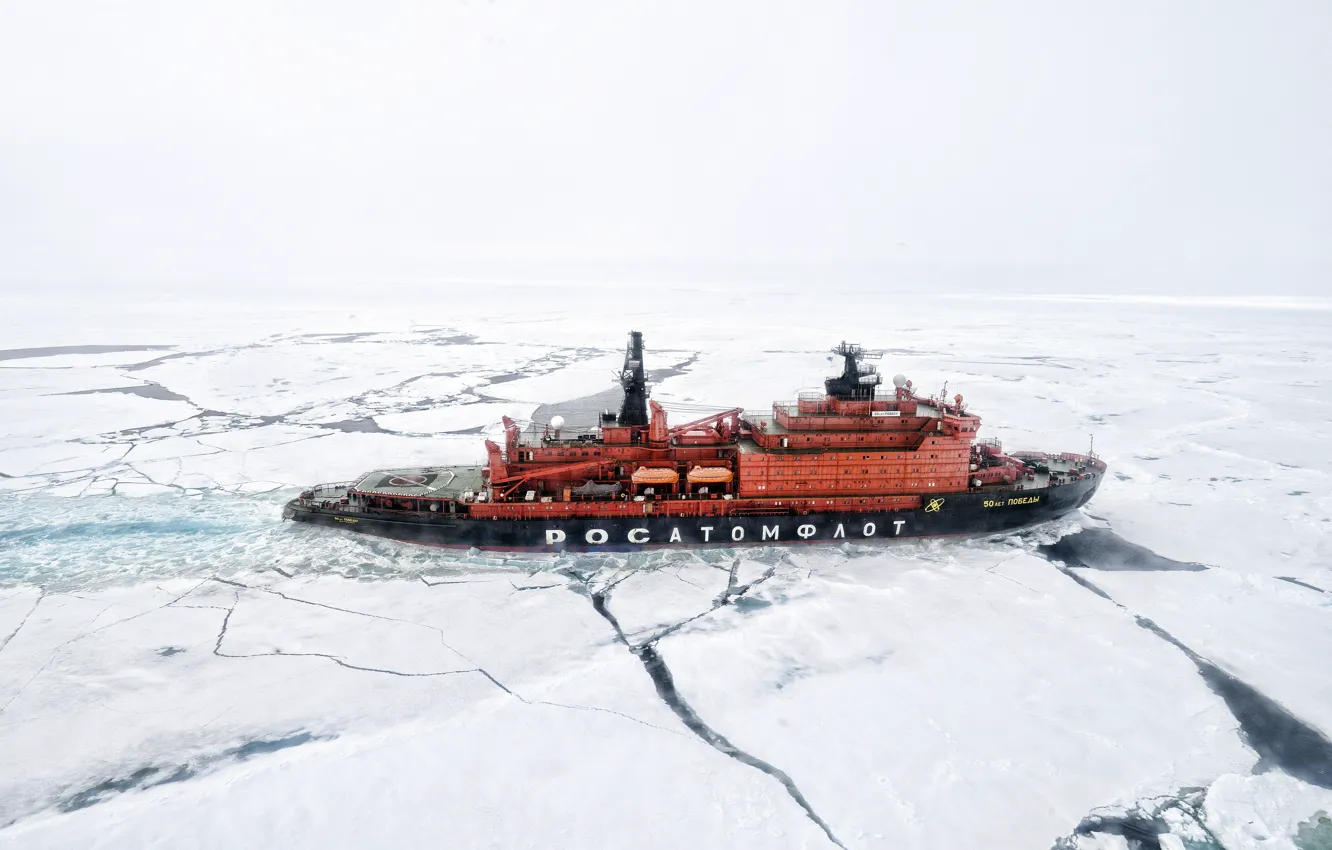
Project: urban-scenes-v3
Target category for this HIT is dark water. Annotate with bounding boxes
[1039,528,1207,571]
[530,360,701,428]
[532,387,624,428]
[61,383,189,402]
[50,732,332,817]
[1277,576,1328,594]
[1131,613,1332,789]
[0,345,174,362]
[316,418,386,434]
[1039,530,1332,794]
[1068,811,1167,850]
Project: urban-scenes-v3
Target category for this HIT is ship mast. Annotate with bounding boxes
[617,330,650,427]
[825,342,882,401]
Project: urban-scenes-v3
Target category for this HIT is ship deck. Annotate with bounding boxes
[309,453,1096,503]
[351,466,487,498]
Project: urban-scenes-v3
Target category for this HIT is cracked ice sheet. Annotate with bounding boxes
[1,705,829,850]
[0,394,197,442]
[603,560,735,642]
[132,340,567,417]
[0,442,130,479]
[478,350,627,404]
[0,576,827,849]
[640,545,1255,850]
[0,366,153,400]
[1073,567,1332,739]
[122,430,486,494]
[375,401,537,434]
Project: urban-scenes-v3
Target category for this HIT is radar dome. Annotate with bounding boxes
[892,374,908,388]
[550,415,565,430]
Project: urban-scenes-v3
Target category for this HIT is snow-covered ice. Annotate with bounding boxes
[1,286,1331,848]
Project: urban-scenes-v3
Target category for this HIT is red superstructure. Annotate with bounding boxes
[287,330,1104,550]
[462,334,1030,521]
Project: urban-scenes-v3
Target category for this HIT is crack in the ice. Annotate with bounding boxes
[640,559,778,646]
[984,561,1042,595]
[1276,576,1329,595]
[419,576,495,587]
[633,642,846,848]
[0,592,44,655]
[1045,563,1332,789]
[568,568,845,848]
[74,582,207,644]
[208,579,519,689]
[505,579,562,592]
[213,577,459,642]
[208,593,478,678]
[0,603,113,717]
[199,579,680,736]
[217,647,485,678]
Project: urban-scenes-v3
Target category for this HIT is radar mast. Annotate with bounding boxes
[617,331,649,426]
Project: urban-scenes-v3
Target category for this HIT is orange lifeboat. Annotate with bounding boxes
[631,467,679,485]
[686,466,733,484]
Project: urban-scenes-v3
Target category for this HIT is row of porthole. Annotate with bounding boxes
[746,453,965,464]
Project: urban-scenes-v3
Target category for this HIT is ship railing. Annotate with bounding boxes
[774,400,830,416]
[305,481,352,496]
[511,421,602,446]
[540,425,602,445]
[1055,451,1107,471]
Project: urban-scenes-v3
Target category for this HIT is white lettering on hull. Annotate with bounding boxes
[543,511,925,548]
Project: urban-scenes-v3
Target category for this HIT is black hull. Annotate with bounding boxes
[284,477,1100,552]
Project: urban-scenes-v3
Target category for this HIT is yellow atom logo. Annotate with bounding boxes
[925,498,945,513]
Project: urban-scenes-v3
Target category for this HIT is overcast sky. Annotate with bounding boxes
[1,1,1328,294]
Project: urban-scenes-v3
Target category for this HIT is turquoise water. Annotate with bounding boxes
[0,493,531,590]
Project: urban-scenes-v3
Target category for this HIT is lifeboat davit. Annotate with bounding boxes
[676,428,723,446]
[631,467,679,485]
[686,466,733,484]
